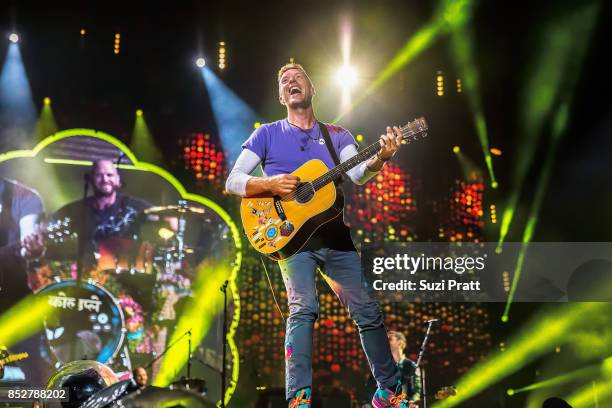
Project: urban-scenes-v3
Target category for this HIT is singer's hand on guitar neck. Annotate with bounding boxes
[245,174,301,197]
[366,126,403,172]
[378,126,403,160]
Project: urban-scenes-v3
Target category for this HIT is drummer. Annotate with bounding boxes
[51,159,152,269]
[132,366,149,390]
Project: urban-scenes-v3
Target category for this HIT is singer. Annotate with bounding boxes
[226,63,409,407]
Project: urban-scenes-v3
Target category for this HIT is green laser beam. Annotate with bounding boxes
[0,294,58,348]
[567,378,612,408]
[448,17,496,186]
[502,0,599,319]
[432,302,611,408]
[333,0,474,123]
[512,365,600,395]
[497,1,600,248]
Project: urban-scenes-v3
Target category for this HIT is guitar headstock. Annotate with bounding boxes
[46,217,77,244]
[400,117,428,143]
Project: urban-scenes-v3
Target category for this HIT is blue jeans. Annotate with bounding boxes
[279,248,400,400]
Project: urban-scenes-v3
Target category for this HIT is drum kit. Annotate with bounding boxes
[32,200,213,381]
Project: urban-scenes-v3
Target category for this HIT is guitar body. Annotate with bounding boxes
[240,159,343,260]
[239,117,428,259]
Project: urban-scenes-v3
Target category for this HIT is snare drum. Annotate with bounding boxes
[36,279,126,365]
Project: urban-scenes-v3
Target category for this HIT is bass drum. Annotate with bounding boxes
[36,279,126,366]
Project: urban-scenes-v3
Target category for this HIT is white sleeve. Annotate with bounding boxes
[225,149,263,196]
[340,145,379,185]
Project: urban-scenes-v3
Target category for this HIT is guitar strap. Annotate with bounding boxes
[318,122,345,184]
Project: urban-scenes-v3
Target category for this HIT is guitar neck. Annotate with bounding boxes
[312,142,381,190]
[312,119,427,191]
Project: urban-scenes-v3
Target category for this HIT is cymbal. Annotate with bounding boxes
[144,204,205,218]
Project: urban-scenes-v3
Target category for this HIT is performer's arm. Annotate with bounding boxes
[343,126,403,185]
[226,149,300,197]
[341,145,380,185]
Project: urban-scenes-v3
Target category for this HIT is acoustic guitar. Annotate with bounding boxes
[240,118,428,260]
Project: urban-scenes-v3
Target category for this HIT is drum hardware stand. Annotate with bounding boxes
[176,200,188,262]
[416,319,438,408]
[220,279,229,408]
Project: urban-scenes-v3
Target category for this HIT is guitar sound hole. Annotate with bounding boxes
[295,182,315,204]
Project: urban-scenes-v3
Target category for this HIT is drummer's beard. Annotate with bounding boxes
[93,182,120,198]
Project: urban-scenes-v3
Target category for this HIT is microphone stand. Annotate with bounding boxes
[144,329,192,370]
[220,280,229,408]
[416,319,437,408]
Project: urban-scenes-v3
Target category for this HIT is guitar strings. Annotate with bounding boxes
[280,122,419,202]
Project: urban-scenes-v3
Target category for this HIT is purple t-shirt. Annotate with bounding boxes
[241,119,357,251]
[241,119,357,175]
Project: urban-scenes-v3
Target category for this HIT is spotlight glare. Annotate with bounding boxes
[335,65,358,88]
[136,109,143,117]
[80,29,86,36]
[453,146,460,154]
[9,33,19,43]
[43,97,51,106]
[506,389,515,396]
[196,57,206,68]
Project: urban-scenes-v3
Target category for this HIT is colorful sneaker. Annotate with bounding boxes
[372,383,408,408]
[289,387,311,408]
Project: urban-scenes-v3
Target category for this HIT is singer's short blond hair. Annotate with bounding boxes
[277,63,313,86]
[388,330,407,350]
